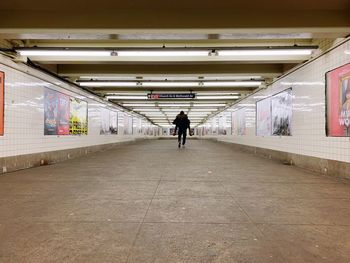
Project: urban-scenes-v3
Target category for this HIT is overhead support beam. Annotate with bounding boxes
[58,64,283,77]
[0,10,349,31]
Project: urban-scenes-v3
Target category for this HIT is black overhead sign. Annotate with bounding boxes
[147,93,196,99]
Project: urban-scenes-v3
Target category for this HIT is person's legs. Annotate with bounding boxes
[182,130,187,145]
[177,131,182,148]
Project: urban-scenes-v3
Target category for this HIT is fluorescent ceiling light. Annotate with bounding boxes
[202,81,261,87]
[123,104,155,107]
[106,96,147,100]
[117,51,209,57]
[190,108,217,111]
[142,82,198,87]
[197,92,240,95]
[197,96,240,100]
[203,76,261,80]
[80,76,137,80]
[162,109,189,112]
[80,82,138,87]
[18,50,111,57]
[158,104,191,107]
[106,92,147,95]
[218,49,313,56]
[133,108,160,111]
[193,104,226,107]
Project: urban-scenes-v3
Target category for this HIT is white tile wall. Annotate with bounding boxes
[204,39,350,163]
[0,55,155,158]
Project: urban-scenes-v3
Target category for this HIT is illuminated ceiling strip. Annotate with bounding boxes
[117,51,209,57]
[18,50,111,57]
[80,81,261,87]
[218,49,313,56]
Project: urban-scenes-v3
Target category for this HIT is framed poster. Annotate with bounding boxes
[0,71,4,136]
[44,89,70,135]
[232,108,246,136]
[271,88,292,136]
[100,108,110,135]
[326,63,350,137]
[110,111,118,134]
[256,97,272,136]
[70,97,88,135]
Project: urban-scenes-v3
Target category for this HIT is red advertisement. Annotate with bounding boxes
[57,93,70,135]
[326,63,350,137]
[0,71,4,136]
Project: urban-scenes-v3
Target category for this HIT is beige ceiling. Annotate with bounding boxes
[0,1,349,127]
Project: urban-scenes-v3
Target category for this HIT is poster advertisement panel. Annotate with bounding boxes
[44,89,70,135]
[271,88,292,136]
[237,108,246,135]
[110,111,118,134]
[218,115,227,135]
[124,114,133,135]
[326,63,350,136]
[256,97,272,136]
[70,98,88,135]
[100,108,110,135]
[0,72,4,136]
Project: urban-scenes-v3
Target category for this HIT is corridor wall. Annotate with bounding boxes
[0,54,156,173]
[200,39,350,178]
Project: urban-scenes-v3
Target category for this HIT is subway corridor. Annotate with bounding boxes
[0,139,350,263]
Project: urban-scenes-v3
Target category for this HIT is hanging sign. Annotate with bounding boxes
[147,93,196,99]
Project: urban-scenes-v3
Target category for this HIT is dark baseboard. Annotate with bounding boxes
[0,139,140,175]
[211,138,350,180]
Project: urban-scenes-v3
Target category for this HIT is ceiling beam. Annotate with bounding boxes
[58,63,283,77]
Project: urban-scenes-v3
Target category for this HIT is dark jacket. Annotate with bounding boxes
[173,114,190,130]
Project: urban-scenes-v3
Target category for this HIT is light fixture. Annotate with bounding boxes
[133,108,160,111]
[162,109,189,112]
[18,50,111,57]
[192,104,226,107]
[202,81,261,87]
[123,103,155,107]
[158,104,191,107]
[106,96,147,100]
[218,49,313,56]
[189,108,217,111]
[142,82,198,87]
[117,51,209,57]
[80,82,138,87]
[196,96,240,100]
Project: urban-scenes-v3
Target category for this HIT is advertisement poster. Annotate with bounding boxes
[70,98,88,135]
[271,88,292,136]
[256,97,272,136]
[0,72,4,136]
[218,115,227,135]
[326,63,350,136]
[124,114,133,135]
[110,111,118,134]
[100,108,110,135]
[231,111,238,136]
[237,108,246,135]
[44,89,70,135]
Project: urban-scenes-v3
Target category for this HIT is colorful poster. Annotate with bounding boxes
[271,88,292,136]
[100,108,110,135]
[326,63,350,136]
[110,111,118,134]
[0,72,4,136]
[70,97,88,135]
[44,89,70,135]
[256,97,272,136]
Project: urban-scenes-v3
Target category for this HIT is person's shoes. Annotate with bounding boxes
[178,142,181,148]
[182,144,186,148]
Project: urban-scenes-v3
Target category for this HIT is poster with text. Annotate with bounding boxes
[100,108,110,135]
[44,89,70,135]
[0,72,4,136]
[110,111,118,134]
[271,88,292,136]
[256,97,272,136]
[70,97,88,135]
[326,63,350,136]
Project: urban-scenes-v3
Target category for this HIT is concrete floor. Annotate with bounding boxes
[0,139,350,263]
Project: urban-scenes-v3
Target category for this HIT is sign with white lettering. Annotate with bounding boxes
[147,93,196,99]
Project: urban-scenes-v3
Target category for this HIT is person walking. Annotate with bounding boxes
[172,111,192,148]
